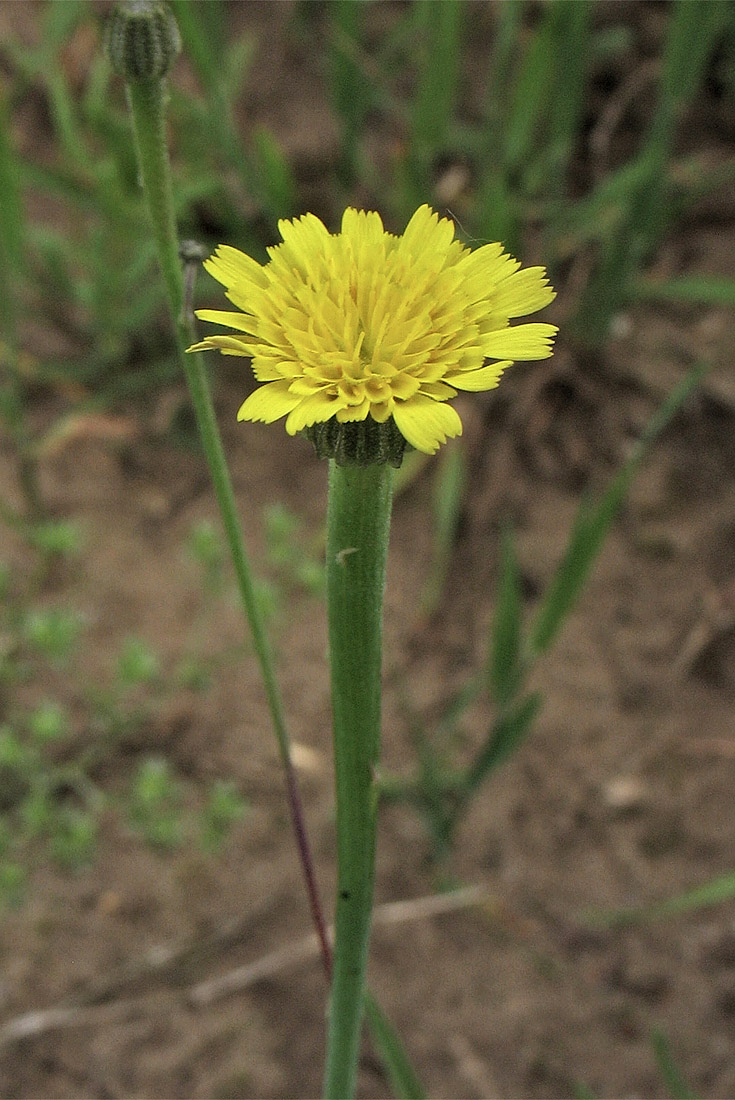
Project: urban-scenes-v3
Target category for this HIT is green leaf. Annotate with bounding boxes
[364,992,427,1100]
[489,525,523,708]
[0,90,25,280]
[328,0,369,185]
[651,1028,696,1100]
[411,0,463,157]
[463,691,542,801]
[590,870,735,929]
[24,607,83,662]
[530,362,709,656]
[633,276,735,308]
[117,637,160,687]
[252,128,296,217]
[199,781,248,855]
[421,443,465,616]
[544,1,592,197]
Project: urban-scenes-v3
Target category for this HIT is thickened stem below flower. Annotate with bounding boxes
[324,460,394,1099]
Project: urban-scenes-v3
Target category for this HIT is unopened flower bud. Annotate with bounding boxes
[105,0,181,82]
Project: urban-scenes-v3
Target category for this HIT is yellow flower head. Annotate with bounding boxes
[187,205,557,456]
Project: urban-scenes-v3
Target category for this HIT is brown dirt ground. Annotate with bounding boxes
[2,2,735,1098]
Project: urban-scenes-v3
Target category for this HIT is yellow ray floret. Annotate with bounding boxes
[186,205,558,455]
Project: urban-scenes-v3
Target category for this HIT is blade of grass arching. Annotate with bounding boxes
[46,65,93,171]
[589,870,735,929]
[396,0,464,215]
[252,128,297,218]
[457,691,542,814]
[543,1,591,205]
[168,0,228,84]
[167,0,271,221]
[660,0,732,118]
[489,524,524,709]
[436,674,484,741]
[0,89,25,282]
[41,0,87,60]
[411,713,457,859]
[474,169,519,259]
[634,0,732,251]
[363,993,427,1100]
[420,443,465,616]
[502,9,558,177]
[632,276,735,308]
[220,32,257,108]
[411,0,463,157]
[529,362,709,658]
[651,1029,697,1100]
[327,0,369,189]
[554,159,651,250]
[474,1,531,249]
[84,45,115,128]
[483,0,525,131]
[19,159,100,211]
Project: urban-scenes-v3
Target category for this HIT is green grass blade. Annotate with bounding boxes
[529,362,709,657]
[0,89,25,281]
[221,34,257,108]
[364,992,427,1100]
[40,0,87,62]
[421,444,465,616]
[555,159,652,247]
[660,0,732,113]
[411,0,463,157]
[544,1,591,200]
[633,276,735,307]
[489,525,523,708]
[436,675,484,740]
[635,0,732,249]
[474,159,518,254]
[252,128,297,217]
[503,14,557,175]
[574,0,732,342]
[46,66,91,170]
[462,691,542,804]
[476,2,524,245]
[327,0,368,187]
[590,870,735,929]
[168,0,227,86]
[484,0,525,130]
[168,0,271,219]
[651,1029,697,1100]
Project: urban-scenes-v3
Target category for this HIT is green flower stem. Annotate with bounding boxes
[123,75,333,969]
[324,460,394,1100]
[125,80,183,320]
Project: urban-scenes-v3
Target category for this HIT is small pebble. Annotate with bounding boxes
[602,775,647,813]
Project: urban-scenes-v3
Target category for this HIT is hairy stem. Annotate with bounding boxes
[324,460,393,1099]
